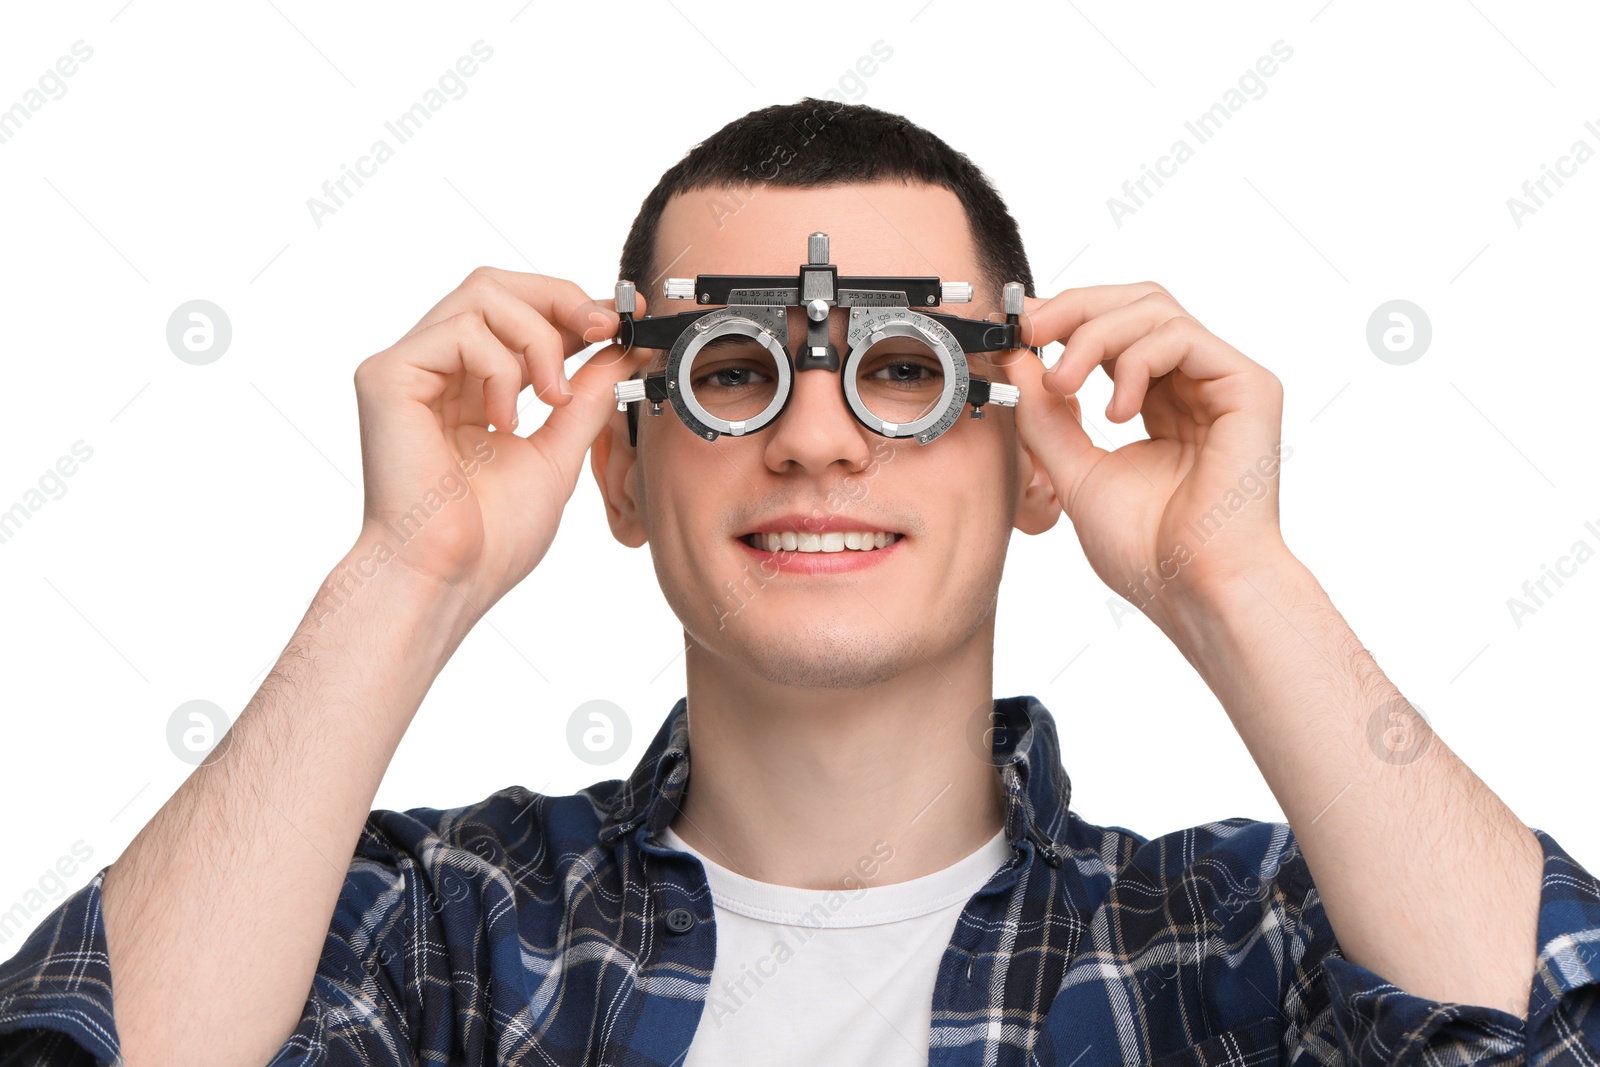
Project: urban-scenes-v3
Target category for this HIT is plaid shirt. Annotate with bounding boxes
[3,693,1600,1065]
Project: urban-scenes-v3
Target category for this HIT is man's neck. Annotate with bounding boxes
[668,634,1008,891]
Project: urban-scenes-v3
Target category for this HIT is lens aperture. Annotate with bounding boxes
[675,312,792,438]
[853,339,946,428]
[687,336,783,425]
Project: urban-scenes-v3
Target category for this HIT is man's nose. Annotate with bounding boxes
[758,310,874,474]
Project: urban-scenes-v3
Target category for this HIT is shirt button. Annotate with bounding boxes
[663,907,696,934]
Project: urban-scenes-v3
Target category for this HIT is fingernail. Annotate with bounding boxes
[560,378,573,398]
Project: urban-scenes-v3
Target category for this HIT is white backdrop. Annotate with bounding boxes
[2,1,1597,953]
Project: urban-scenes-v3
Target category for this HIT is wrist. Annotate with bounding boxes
[1158,546,1319,675]
[305,533,482,679]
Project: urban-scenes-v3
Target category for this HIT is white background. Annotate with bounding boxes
[2,1,1596,953]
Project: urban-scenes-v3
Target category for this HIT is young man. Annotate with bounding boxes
[2,99,1598,1067]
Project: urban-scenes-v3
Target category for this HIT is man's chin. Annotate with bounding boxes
[696,615,927,692]
[732,647,922,692]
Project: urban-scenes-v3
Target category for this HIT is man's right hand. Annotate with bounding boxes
[98,266,653,1067]
[350,267,651,611]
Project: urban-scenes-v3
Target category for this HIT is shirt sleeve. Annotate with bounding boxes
[0,820,433,1067]
[1287,827,1600,1065]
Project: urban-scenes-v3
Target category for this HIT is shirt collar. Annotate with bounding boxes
[597,695,1070,867]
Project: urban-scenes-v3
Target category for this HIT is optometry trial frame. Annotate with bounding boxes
[611,232,1032,448]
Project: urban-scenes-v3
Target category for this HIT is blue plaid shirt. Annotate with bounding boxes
[3,694,1600,1065]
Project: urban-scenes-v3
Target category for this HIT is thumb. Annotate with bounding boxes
[1006,349,1100,510]
[531,343,652,477]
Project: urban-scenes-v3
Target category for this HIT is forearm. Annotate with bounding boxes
[101,538,479,1067]
[1160,552,1542,1015]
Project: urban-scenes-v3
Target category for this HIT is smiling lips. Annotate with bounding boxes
[742,530,901,553]
[733,527,905,573]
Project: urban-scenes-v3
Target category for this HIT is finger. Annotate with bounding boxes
[486,283,580,411]
[464,267,649,352]
[1103,324,1284,477]
[405,267,646,355]
[1015,282,1177,352]
[391,311,527,433]
[1004,348,1103,512]
[455,272,563,405]
[1104,316,1266,424]
[1049,291,1185,397]
[527,342,655,473]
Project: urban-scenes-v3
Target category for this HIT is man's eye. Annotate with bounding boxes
[863,357,940,384]
[877,362,931,380]
[695,363,772,389]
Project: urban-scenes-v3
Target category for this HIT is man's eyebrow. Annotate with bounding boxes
[697,334,766,350]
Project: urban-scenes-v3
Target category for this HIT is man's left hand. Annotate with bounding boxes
[1003,282,1292,622]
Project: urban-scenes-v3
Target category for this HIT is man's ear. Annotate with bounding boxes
[1011,426,1063,536]
[589,410,649,548]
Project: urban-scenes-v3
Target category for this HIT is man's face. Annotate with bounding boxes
[593,180,1060,689]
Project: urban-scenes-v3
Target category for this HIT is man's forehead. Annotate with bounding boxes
[649,180,982,301]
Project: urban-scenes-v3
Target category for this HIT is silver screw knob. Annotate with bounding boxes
[614,281,637,315]
[987,383,1020,407]
[806,298,829,322]
[808,232,829,265]
[614,379,646,410]
[663,278,695,301]
[1002,282,1024,316]
[941,282,973,303]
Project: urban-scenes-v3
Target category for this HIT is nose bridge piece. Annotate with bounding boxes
[793,231,840,372]
[786,303,845,375]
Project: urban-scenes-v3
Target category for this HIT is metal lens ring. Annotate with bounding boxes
[668,305,792,440]
[842,308,968,444]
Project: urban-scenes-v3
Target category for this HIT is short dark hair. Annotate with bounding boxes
[617,97,1035,309]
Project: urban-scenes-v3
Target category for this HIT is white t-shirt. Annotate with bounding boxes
[657,822,1013,1064]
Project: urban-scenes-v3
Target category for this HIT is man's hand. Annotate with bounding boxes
[1004,282,1291,627]
[1000,281,1542,1015]
[353,266,651,611]
[101,268,656,1067]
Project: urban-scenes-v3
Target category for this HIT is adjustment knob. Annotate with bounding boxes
[987,383,1020,407]
[808,232,829,265]
[614,378,646,410]
[806,298,829,322]
[941,282,973,303]
[663,278,696,301]
[614,280,637,315]
[1002,282,1024,316]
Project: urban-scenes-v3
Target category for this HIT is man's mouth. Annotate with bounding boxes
[739,530,904,554]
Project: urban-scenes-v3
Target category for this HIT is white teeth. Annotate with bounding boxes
[749,531,899,553]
